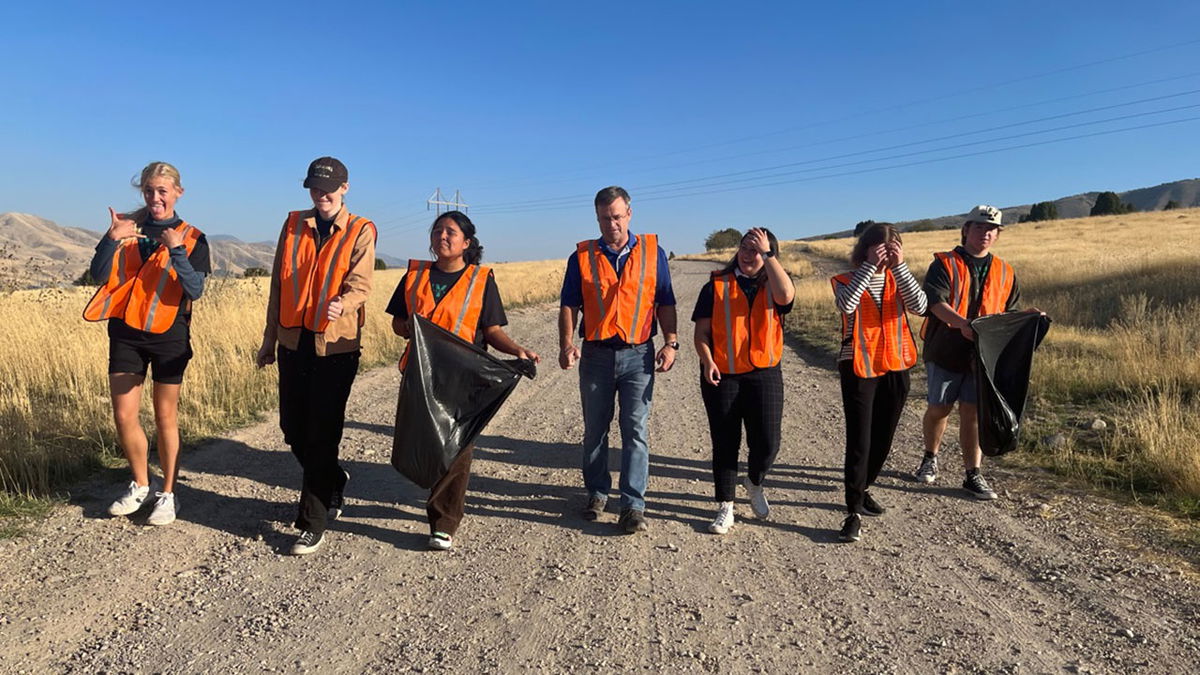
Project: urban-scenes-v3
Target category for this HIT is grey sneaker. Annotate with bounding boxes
[708,501,735,535]
[743,476,770,520]
[963,472,998,500]
[146,492,178,526]
[290,530,324,555]
[914,455,938,484]
[108,481,152,516]
[581,496,607,521]
[618,508,648,534]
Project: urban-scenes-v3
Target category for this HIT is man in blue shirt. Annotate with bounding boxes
[559,186,677,534]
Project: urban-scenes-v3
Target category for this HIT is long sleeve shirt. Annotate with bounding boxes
[835,260,926,362]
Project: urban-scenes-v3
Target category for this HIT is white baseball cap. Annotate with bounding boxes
[965,204,1003,226]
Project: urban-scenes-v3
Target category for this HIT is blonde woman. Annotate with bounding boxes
[84,161,210,526]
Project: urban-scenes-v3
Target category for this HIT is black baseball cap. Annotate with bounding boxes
[303,156,348,192]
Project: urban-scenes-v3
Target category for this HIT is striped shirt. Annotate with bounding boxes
[835,261,927,362]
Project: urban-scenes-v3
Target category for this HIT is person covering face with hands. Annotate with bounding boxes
[692,228,795,535]
[558,186,678,534]
[257,156,376,556]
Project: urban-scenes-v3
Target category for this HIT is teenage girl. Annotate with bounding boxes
[692,228,795,535]
[386,211,539,550]
[85,161,210,526]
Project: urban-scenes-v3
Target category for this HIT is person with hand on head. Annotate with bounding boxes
[693,228,795,535]
[387,210,539,551]
[915,204,1026,501]
[558,186,678,534]
[256,157,376,556]
[831,223,926,542]
[84,161,210,526]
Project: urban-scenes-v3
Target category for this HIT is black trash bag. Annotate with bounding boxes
[391,315,536,489]
[971,311,1052,457]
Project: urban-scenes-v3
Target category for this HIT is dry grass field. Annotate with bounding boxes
[0,261,563,511]
[792,208,1200,512]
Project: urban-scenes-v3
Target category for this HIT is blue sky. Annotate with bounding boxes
[4,1,1199,262]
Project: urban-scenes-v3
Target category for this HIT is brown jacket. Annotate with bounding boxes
[264,207,375,356]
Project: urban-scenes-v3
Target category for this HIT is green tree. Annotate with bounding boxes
[1164,200,1181,211]
[243,267,269,278]
[908,219,938,232]
[374,257,388,270]
[72,269,100,286]
[704,228,742,251]
[1020,201,1058,223]
[1090,192,1135,216]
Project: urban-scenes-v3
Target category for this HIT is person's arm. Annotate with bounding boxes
[746,228,794,305]
[484,325,540,363]
[930,302,973,341]
[386,273,411,337]
[256,219,289,368]
[558,255,583,369]
[328,222,375,322]
[654,304,678,372]
[887,244,927,315]
[835,260,878,315]
[90,236,119,283]
[693,317,720,386]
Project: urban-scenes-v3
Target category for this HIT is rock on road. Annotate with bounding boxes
[1,260,1197,673]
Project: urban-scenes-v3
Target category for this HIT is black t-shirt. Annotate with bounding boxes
[922,246,1020,372]
[386,265,507,347]
[690,275,794,322]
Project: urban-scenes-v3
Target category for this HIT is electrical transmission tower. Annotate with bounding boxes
[427,188,469,215]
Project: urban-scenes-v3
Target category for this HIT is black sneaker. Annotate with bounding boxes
[838,513,861,542]
[860,492,886,516]
[963,472,998,501]
[290,530,324,556]
[329,469,351,521]
[581,496,607,521]
[618,508,649,534]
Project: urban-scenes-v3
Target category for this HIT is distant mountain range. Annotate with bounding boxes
[0,213,407,289]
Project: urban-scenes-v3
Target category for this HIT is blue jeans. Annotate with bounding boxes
[579,342,655,512]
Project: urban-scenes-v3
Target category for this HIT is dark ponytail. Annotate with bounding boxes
[430,210,484,264]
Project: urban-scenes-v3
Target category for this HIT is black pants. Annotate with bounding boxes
[700,366,784,502]
[278,332,360,535]
[838,360,910,513]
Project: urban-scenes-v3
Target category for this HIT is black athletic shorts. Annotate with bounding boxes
[108,334,193,384]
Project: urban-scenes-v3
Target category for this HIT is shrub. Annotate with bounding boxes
[705,228,742,251]
[242,267,269,278]
[374,258,388,270]
[1020,201,1058,223]
[1090,192,1135,216]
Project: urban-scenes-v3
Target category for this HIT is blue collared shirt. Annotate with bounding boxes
[560,233,676,341]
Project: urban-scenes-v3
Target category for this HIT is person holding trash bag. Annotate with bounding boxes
[85,161,210,526]
[256,157,376,556]
[831,223,926,542]
[558,186,678,534]
[387,210,540,551]
[692,228,794,535]
[914,204,1021,501]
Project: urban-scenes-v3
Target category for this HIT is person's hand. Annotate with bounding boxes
[1025,306,1047,317]
[958,321,975,342]
[159,226,184,249]
[655,343,677,372]
[701,359,721,386]
[559,344,580,370]
[517,347,541,364]
[746,227,771,254]
[886,240,904,266]
[326,296,344,321]
[107,207,138,241]
[866,243,886,267]
[255,340,276,368]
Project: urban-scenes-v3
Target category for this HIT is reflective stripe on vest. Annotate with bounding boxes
[711,273,784,375]
[277,212,374,333]
[399,260,492,369]
[576,234,659,344]
[82,222,202,334]
[833,269,918,378]
[919,250,1015,339]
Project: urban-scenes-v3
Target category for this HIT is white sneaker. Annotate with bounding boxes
[708,501,735,535]
[743,476,770,520]
[108,481,152,516]
[290,530,324,555]
[146,492,178,526]
[428,532,453,550]
[914,454,938,483]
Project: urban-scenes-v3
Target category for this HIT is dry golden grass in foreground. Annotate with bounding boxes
[794,208,1200,508]
[0,260,563,499]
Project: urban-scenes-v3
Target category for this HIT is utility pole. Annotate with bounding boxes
[427,188,469,215]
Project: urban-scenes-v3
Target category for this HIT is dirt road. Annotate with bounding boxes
[1,260,1197,673]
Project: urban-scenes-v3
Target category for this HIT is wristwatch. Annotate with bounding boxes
[665,341,680,350]
[761,249,776,258]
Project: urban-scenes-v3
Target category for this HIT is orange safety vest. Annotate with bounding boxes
[711,272,783,375]
[277,211,375,333]
[576,234,658,344]
[398,260,492,369]
[82,222,204,334]
[919,250,1015,339]
[832,269,918,378]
